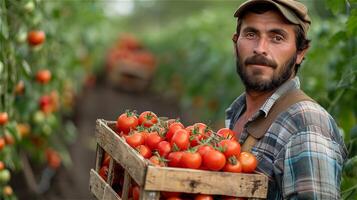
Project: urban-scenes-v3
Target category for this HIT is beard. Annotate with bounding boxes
[236,53,297,92]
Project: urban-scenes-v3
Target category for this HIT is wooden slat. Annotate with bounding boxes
[89,169,121,200]
[95,145,104,172]
[140,189,160,200]
[121,171,131,200]
[95,119,148,186]
[144,166,268,198]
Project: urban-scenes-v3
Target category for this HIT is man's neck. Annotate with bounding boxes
[244,90,275,116]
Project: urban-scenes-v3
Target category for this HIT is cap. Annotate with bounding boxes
[234,0,311,35]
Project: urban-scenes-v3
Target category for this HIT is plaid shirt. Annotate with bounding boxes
[225,77,347,199]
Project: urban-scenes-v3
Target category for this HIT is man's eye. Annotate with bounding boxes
[245,32,255,39]
[273,35,284,42]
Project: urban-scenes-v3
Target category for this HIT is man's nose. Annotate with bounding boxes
[253,37,268,56]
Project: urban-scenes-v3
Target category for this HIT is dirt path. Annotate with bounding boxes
[13,79,189,200]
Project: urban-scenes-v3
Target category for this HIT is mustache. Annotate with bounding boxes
[244,54,278,69]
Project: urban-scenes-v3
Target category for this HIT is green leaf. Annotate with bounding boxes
[346,9,357,36]
[21,60,31,76]
[326,0,346,15]
[351,125,357,140]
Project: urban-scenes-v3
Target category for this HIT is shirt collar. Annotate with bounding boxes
[225,76,301,120]
[260,76,301,117]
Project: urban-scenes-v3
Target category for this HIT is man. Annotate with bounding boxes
[225,0,347,199]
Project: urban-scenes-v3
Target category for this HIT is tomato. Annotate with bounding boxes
[166,197,184,200]
[15,80,25,95]
[157,141,172,158]
[166,122,184,141]
[132,185,140,200]
[46,149,61,169]
[125,132,145,148]
[167,151,184,167]
[180,151,202,169]
[99,166,108,180]
[102,153,111,167]
[0,161,4,170]
[197,145,214,157]
[136,145,152,159]
[145,131,163,150]
[138,111,158,127]
[0,112,9,126]
[4,132,14,145]
[238,152,257,173]
[202,149,226,171]
[0,138,6,151]
[186,125,203,147]
[171,129,190,151]
[39,95,53,113]
[116,112,138,134]
[223,157,242,173]
[218,139,241,158]
[27,30,45,46]
[2,185,13,196]
[149,155,166,167]
[194,194,214,200]
[0,169,10,184]
[36,69,52,84]
[161,191,181,198]
[217,128,236,140]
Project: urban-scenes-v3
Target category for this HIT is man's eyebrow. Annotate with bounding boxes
[269,28,288,38]
[241,26,259,33]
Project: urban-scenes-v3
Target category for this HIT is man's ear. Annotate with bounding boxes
[296,47,309,65]
[232,33,238,57]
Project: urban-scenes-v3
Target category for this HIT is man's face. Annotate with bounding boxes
[235,10,305,92]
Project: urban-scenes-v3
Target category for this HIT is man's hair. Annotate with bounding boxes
[235,3,311,74]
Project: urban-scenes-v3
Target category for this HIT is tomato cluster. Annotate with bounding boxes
[99,110,257,199]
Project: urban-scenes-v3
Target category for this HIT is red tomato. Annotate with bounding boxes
[138,111,158,127]
[125,132,145,148]
[46,148,61,169]
[36,69,52,84]
[157,141,172,158]
[102,153,110,167]
[149,155,166,167]
[161,191,181,198]
[166,122,184,141]
[223,157,242,173]
[99,166,108,180]
[27,30,45,46]
[217,128,236,140]
[195,194,214,200]
[218,140,241,158]
[116,112,138,134]
[15,80,25,95]
[238,152,257,173]
[186,125,204,147]
[0,112,9,126]
[166,197,184,200]
[136,145,152,159]
[167,151,184,167]
[132,185,140,200]
[145,132,163,150]
[4,133,14,145]
[0,161,5,170]
[202,149,226,171]
[180,151,202,169]
[197,145,214,157]
[171,129,190,151]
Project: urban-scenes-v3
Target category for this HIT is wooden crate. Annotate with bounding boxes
[89,119,268,200]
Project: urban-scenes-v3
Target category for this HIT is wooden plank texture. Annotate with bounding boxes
[95,119,148,186]
[144,166,268,198]
[89,169,121,200]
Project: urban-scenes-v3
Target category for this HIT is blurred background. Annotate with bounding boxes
[0,0,356,199]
